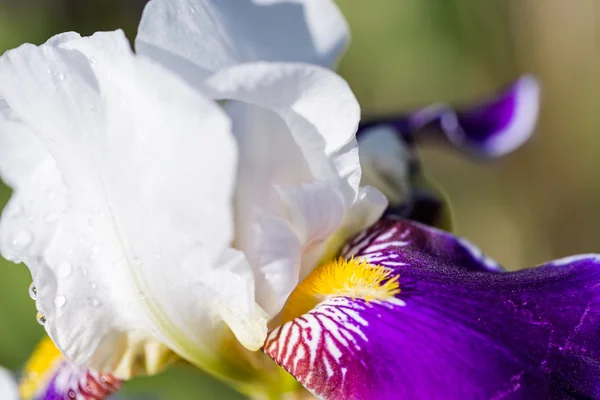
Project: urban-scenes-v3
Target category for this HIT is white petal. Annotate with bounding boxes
[204,62,361,205]
[218,66,378,318]
[358,124,415,204]
[136,0,348,86]
[278,180,345,247]
[253,212,302,316]
[342,186,388,237]
[0,367,18,400]
[0,30,266,378]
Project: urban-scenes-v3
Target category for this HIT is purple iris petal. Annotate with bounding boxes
[266,219,600,399]
[358,75,540,158]
[36,361,121,400]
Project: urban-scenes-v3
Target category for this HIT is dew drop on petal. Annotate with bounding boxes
[56,72,65,81]
[138,291,146,300]
[89,57,97,65]
[56,262,73,278]
[91,282,98,290]
[36,312,46,325]
[68,389,76,399]
[28,283,37,300]
[132,257,142,266]
[88,297,101,307]
[190,6,196,13]
[54,295,66,308]
[11,230,33,251]
[91,243,101,255]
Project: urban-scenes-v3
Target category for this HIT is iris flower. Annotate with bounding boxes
[1,1,596,399]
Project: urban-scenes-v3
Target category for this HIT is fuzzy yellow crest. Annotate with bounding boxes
[280,257,400,323]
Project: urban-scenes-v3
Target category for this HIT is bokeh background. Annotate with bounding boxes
[0,0,598,398]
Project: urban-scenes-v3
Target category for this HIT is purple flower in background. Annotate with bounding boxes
[357,76,540,227]
[265,217,600,399]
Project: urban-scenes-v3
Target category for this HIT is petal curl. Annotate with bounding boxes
[411,75,540,157]
[266,219,600,399]
[136,0,348,85]
[358,75,540,159]
[0,30,267,380]
[205,62,361,204]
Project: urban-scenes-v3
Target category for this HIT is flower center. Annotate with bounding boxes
[279,257,400,324]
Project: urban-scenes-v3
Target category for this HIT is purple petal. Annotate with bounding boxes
[343,217,503,273]
[266,219,600,399]
[19,337,121,400]
[357,75,540,158]
[39,362,121,400]
[411,75,540,157]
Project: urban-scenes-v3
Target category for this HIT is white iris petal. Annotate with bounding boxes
[136,0,349,85]
[0,367,18,400]
[0,0,385,395]
[136,0,387,321]
[0,30,266,378]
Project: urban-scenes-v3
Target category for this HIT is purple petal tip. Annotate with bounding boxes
[412,74,541,158]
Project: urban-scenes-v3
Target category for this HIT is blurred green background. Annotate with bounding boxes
[0,0,598,398]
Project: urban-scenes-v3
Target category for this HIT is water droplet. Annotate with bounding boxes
[97,210,105,217]
[56,72,65,81]
[28,283,37,300]
[133,257,142,266]
[137,291,146,300]
[91,243,101,255]
[44,213,59,222]
[88,218,94,226]
[36,312,46,325]
[88,297,101,307]
[190,6,196,14]
[90,282,98,290]
[56,262,72,278]
[46,137,55,145]
[11,230,33,250]
[154,253,162,260]
[81,268,89,276]
[54,295,66,307]
[68,389,76,398]
[89,57,97,65]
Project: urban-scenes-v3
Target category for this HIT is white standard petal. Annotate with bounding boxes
[135,0,348,86]
[217,63,385,318]
[0,30,267,379]
[0,367,18,400]
[204,62,361,205]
